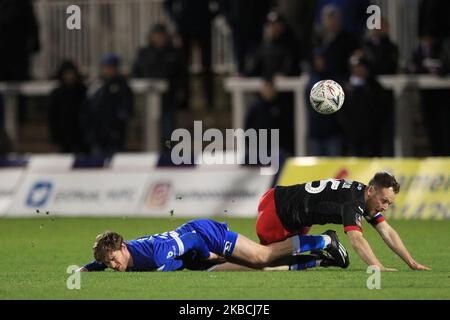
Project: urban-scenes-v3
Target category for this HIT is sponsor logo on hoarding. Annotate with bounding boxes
[26,181,53,207]
[146,182,172,209]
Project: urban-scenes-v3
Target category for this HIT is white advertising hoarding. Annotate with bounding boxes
[6,166,272,218]
[139,168,272,217]
[0,169,25,214]
[7,171,150,216]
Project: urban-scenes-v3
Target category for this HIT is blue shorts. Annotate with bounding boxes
[175,219,238,257]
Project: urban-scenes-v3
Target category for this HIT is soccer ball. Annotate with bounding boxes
[309,80,345,114]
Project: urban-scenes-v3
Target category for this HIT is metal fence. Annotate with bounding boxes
[32,0,234,79]
[32,0,419,79]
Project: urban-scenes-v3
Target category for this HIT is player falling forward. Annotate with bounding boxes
[79,219,348,272]
[240,172,430,271]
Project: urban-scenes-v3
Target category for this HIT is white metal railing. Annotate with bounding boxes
[0,79,167,152]
[33,0,234,78]
[225,74,450,157]
[34,0,172,78]
[32,0,421,78]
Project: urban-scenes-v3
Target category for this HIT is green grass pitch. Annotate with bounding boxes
[0,217,449,300]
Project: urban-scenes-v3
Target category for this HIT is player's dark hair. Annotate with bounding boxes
[368,172,400,194]
[93,231,124,263]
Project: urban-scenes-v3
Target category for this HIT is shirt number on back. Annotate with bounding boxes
[305,179,340,194]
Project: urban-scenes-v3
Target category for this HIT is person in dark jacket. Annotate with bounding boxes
[311,5,359,81]
[357,18,398,156]
[48,61,88,153]
[408,32,450,156]
[245,80,294,155]
[219,0,272,75]
[0,0,40,126]
[85,54,133,156]
[361,18,399,75]
[339,55,392,157]
[164,0,217,109]
[306,5,358,156]
[245,11,300,79]
[0,0,40,81]
[418,0,450,40]
[132,24,184,148]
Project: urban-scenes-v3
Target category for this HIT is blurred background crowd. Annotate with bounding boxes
[0,0,449,158]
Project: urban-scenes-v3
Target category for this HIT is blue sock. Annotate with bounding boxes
[292,235,326,254]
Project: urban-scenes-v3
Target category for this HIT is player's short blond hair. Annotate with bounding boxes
[93,231,123,263]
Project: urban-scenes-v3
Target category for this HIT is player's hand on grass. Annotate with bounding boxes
[409,262,431,271]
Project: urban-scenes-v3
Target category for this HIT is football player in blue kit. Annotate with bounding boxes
[79,218,347,272]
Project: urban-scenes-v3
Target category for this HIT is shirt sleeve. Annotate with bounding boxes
[364,213,385,227]
[83,260,108,271]
[342,202,364,233]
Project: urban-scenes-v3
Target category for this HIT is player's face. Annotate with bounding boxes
[104,244,129,272]
[366,186,396,216]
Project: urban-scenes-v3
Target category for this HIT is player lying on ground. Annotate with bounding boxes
[215,172,430,272]
[79,219,348,272]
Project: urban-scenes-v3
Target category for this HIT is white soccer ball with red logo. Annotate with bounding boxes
[309,79,345,114]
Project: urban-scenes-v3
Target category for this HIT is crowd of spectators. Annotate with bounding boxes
[0,0,449,157]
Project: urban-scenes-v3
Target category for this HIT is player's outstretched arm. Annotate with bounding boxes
[374,221,431,271]
[78,260,108,272]
[346,230,396,271]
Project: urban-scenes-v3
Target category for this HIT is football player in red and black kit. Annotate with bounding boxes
[255,172,431,271]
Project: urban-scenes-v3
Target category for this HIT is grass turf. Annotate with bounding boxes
[0,217,449,300]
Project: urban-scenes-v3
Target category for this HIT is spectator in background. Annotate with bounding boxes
[339,55,392,157]
[132,24,184,148]
[245,11,300,79]
[245,81,294,155]
[358,17,398,156]
[313,0,370,41]
[418,0,450,41]
[361,17,399,75]
[164,0,218,110]
[85,54,133,156]
[244,11,298,156]
[310,5,358,82]
[0,0,40,135]
[0,0,40,82]
[305,5,358,156]
[276,0,317,68]
[409,31,450,156]
[219,0,272,75]
[48,61,87,153]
